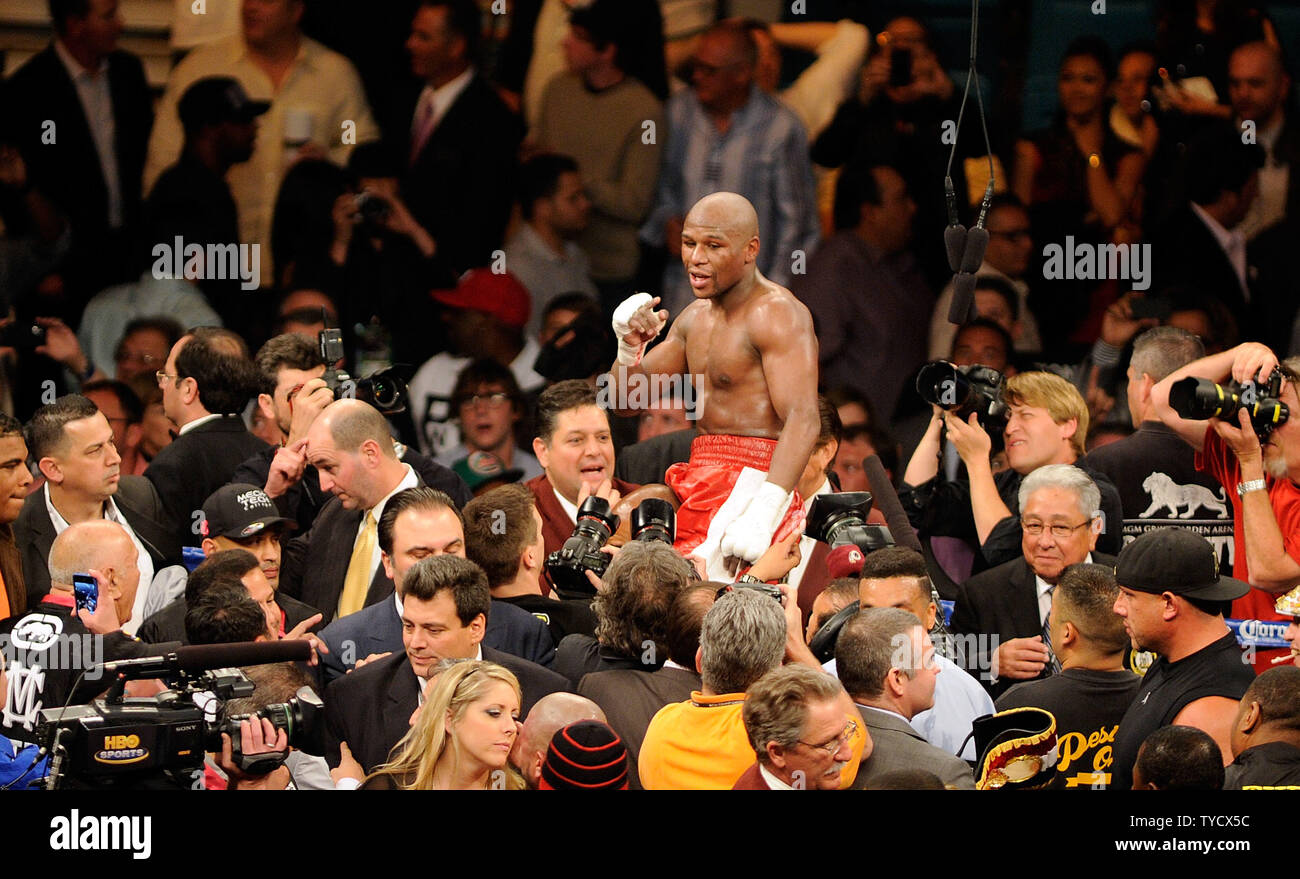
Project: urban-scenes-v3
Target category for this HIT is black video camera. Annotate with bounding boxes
[916,361,1009,449]
[546,496,620,598]
[317,323,408,416]
[36,664,325,789]
[806,492,894,554]
[1168,368,1290,441]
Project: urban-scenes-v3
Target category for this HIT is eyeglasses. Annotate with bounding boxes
[799,718,857,755]
[462,393,511,410]
[1021,519,1092,539]
[155,370,179,386]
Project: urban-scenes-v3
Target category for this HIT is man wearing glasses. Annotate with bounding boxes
[445,359,541,482]
[951,464,1115,698]
[840,607,975,790]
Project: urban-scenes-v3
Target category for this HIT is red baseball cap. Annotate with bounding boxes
[431,269,531,329]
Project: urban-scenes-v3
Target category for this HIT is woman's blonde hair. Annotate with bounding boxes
[365,660,526,790]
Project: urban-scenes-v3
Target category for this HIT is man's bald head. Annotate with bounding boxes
[512,692,606,787]
[685,192,759,243]
[311,399,397,458]
[48,520,135,586]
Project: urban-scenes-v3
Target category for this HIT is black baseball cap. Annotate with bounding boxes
[178,77,270,133]
[1114,527,1249,601]
[201,483,292,541]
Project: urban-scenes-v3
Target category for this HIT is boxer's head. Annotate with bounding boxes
[532,380,615,505]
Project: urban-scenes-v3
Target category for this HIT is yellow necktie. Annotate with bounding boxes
[338,510,377,619]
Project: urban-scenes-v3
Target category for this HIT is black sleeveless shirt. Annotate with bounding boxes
[1110,632,1256,790]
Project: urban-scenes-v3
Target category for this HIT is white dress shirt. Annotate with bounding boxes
[54,39,122,229]
[356,464,419,582]
[1191,202,1250,300]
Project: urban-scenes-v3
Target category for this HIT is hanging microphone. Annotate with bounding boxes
[948,272,979,324]
[944,177,967,273]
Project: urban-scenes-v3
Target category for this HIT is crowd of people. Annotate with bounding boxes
[0,0,1299,790]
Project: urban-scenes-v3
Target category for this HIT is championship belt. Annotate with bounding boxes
[973,707,1059,790]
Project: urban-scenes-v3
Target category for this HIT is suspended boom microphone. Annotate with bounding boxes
[98,639,312,679]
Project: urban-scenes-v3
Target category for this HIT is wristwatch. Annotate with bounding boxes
[1237,479,1267,498]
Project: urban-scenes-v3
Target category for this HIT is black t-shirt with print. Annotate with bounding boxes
[997,667,1143,789]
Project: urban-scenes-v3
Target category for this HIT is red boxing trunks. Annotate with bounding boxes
[666,435,804,575]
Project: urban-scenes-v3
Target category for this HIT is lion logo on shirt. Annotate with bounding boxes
[1139,473,1229,519]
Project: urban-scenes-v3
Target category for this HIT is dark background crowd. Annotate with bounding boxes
[0,0,1298,792]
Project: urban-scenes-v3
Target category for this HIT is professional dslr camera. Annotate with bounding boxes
[806,492,895,555]
[36,647,325,789]
[546,498,677,598]
[315,321,407,416]
[915,361,1009,449]
[1168,367,1290,440]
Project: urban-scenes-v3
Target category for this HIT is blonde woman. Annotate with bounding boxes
[362,661,526,790]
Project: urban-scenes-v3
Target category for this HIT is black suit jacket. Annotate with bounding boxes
[324,645,570,771]
[577,665,701,791]
[1149,205,1254,316]
[2,44,152,253]
[316,594,556,685]
[279,492,396,626]
[144,416,271,548]
[951,552,1116,697]
[14,476,180,608]
[231,442,471,534]
[402,74,523,274]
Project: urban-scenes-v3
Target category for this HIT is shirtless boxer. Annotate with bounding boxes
[608,192,820,578]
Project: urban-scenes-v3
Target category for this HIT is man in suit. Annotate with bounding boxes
[403,0,523,275]
[16,394,181,631]
[2,0,154,302]
[277,398,421,622]
[840,608,976,790]
[323,554,569,772]
[146,327,269,546]
[136,485,319,643]
[1149,123,1264,323]
[236,332,470,533]
[577,582,712,789]
[316,485,554,683]
[526,379,639,596]
[733,664,857,790]
[951,464,1116,698]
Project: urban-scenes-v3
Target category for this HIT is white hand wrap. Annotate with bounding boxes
[719,481,792,564]
[611,292,660,366]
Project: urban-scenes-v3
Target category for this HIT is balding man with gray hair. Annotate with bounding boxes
[511,692,607,789]
[1087,326,1233,564]
[0,520,182,741]
[279,399,424,624]
[953,464,1117,698]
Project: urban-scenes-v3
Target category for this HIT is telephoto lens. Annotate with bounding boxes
[630,498,675,544]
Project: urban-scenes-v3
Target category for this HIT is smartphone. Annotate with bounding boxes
[889,48,913,87]
[73,573,98,614]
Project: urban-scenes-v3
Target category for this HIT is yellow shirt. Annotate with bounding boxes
[639,690,868,790]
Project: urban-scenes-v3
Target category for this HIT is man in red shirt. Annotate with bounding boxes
[1153,342,1300,670]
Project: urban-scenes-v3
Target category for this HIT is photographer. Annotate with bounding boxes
[900,371,1123,572]
[328,143,451,368]
[1151,341,1300,669]
[213,664,330,791]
